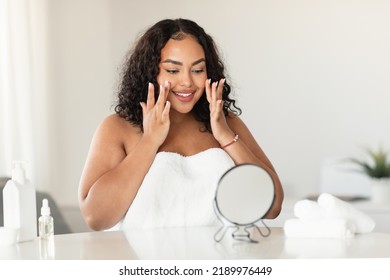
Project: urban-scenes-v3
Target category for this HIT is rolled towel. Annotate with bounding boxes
[284,218,355,238]
[294,199,323,221]
[317,193,375,234]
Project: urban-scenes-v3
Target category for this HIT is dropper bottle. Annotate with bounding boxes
[39,199,54,239]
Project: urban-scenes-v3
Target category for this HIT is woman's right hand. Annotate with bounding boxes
[140,81,171,147]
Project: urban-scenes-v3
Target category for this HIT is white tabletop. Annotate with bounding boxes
[2,226,390,260]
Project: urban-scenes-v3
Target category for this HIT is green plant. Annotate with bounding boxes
[348,146,390,179]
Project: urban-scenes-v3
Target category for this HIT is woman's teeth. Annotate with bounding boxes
[175,92,192,97]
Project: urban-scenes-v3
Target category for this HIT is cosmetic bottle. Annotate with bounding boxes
[3,161,37,242]
[39,198,54,239]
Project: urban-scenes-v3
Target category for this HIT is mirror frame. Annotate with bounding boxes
[213,164,275,242]
[214,163,275,225]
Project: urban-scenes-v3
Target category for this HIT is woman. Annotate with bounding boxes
[78,18,283,231]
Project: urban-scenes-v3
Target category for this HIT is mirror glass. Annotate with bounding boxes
[214,164,275,242]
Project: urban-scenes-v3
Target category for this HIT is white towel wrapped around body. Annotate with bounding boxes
[284,193,375,238]
[120,148,235,229]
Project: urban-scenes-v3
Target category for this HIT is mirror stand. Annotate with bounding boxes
[214,220,271,243]
[213,164,275,243]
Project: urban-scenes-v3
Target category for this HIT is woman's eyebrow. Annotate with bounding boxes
[161,58,206,66]
[192,58,206,66]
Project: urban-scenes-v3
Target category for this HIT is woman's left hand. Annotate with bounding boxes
[205,78,235,145]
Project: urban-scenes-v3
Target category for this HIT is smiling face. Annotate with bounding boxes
[157,35,207,116]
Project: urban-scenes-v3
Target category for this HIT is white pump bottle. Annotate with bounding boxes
[2,161,37,242]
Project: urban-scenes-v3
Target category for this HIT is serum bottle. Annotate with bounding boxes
[39,199,54,239]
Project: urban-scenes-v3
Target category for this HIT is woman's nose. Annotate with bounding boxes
[180,72,193,87]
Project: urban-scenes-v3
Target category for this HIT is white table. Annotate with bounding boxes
[2,226,390,260]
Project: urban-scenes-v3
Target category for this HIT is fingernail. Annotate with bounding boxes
[165,80,169,85]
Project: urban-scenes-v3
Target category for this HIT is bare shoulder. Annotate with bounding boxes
[80,114,141,188]
[98,114,138,134]
[226,113,264,153]
[98,114,140,138]
[226,113,251,135]
[93,114,141,154]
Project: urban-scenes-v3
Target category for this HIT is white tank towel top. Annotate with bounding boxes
[120,148,235,229]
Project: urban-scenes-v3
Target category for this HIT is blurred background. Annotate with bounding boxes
[1,0,390,232]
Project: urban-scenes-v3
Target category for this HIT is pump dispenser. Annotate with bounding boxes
[39,199,54,238]
[3,161,37,242]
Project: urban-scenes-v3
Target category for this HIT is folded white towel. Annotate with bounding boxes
[317,193,375,234]
[284,218,355,238]
[293,199,322,221]
[283,193,376,238]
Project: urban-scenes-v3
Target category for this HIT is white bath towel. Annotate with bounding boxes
[284,218,355,238]
[317,193,375,234]
[293,199,323,221]
[120,148,235,229]
[284,193,375,237]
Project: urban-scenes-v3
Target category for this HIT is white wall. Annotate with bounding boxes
[47,0,114,206]
[44,0,390,207]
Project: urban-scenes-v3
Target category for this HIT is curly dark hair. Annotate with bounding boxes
[114,18,241,132]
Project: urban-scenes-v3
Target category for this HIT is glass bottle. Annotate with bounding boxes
[38,199,54,239]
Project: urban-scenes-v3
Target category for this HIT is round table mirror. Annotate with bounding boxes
[214,164,275,242]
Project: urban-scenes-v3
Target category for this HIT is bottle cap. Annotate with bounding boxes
[41,199,51,216]
[11,160,27,185]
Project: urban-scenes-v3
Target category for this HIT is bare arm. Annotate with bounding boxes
[205,79,284,218]
[78,115,159,230]
[223,115,284,219]
[79,83,171,231]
